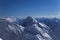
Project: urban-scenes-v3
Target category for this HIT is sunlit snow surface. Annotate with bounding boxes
[0,16,60,40]
[0,38,3,40]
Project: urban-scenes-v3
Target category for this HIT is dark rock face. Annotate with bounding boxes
[19,16,37,27]
[0,16,60,40]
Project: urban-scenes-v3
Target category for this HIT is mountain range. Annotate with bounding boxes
[0,16,60,40]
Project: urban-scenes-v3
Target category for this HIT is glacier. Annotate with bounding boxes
[0,16,60,40]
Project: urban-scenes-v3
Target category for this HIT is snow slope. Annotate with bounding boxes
[36,18,60,40]
[0,16,59,40]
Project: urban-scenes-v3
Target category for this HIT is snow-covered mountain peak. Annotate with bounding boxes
[25,16,37,23]
[0,16,60,40]
[19,16,38,27]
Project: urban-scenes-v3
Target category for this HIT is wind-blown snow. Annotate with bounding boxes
[6,17,16,22]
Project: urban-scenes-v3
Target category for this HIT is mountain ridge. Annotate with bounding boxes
[0,16,60,40]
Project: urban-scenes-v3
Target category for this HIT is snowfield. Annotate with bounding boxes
[0,16,60,40]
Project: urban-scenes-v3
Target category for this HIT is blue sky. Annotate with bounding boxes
[0,0,60,17]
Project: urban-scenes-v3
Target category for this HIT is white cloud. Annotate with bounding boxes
[34,14,60,18]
